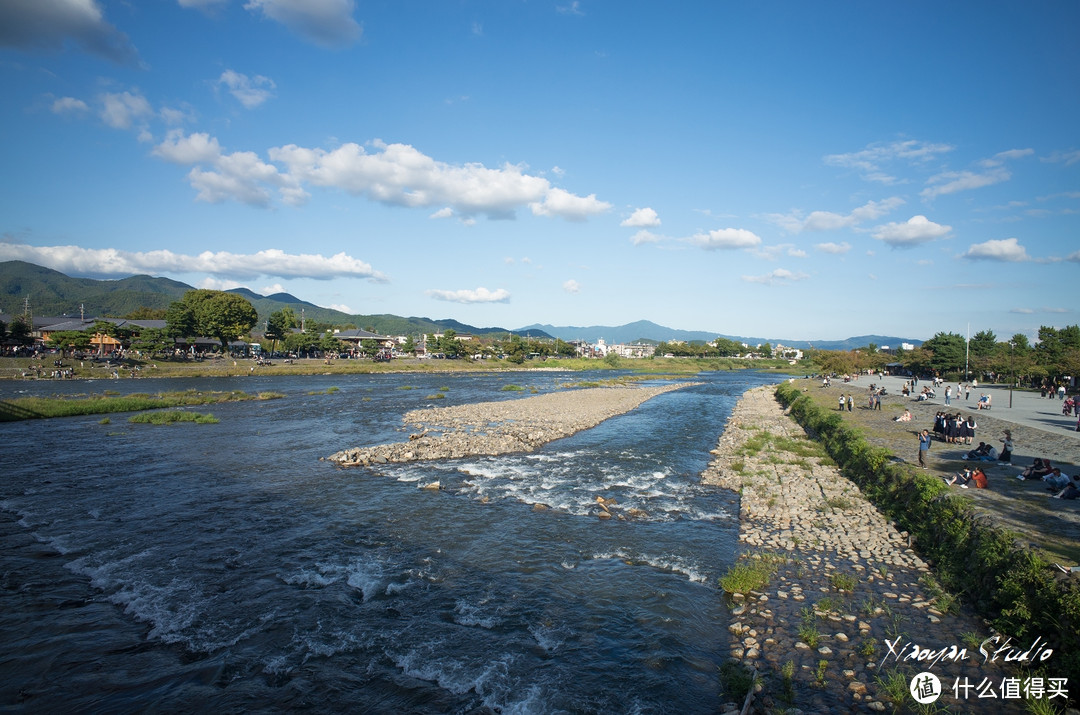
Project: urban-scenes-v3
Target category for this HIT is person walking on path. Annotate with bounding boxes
[1059,384,1067,400]
[918,429,932,469]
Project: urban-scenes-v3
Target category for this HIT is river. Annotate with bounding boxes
[0,369,777,713]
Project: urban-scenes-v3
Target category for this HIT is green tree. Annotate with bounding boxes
[319,334,343,354]
[921,332,965,375]
[969,329,997,358]
[9,315,32,345]
[46,329,92,356]
[166,290,258,352]
[130,327,174,356]
[401,335,416,355]
[265,307,297,356]
[124,306,168,320]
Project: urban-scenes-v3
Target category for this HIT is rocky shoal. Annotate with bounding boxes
[703,385,1034,713]
[327,383,693,466]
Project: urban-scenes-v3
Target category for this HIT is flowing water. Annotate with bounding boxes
[0,370,777,713]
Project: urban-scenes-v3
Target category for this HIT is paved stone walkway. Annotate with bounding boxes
[702,386,1033,713]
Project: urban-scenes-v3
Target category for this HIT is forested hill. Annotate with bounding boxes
[0,260,544,338]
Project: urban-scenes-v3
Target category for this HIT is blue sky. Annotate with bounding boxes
[1,1,1078,342]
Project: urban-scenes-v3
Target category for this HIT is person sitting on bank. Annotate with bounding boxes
[1050,474,1080,500]
[962,442,996,461]
[894,409,912,422]
[945,467,987,489]
[977,393,992,410]
[1018,458,1053,480]
[1044,468,1071,491]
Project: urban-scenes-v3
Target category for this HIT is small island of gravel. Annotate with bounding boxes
[328,382,694,466]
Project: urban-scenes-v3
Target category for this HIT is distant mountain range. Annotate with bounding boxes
[517,320,920,351]
[0,260,921,349]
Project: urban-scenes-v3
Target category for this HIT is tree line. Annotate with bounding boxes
[810,325,1080,388]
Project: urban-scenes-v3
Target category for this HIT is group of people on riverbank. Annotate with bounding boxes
[932,411,979,445]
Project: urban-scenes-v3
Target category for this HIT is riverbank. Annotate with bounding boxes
[703,386,1031,712]
[0,355,797,381]
[328,382,694,467]
[795,377,1080,565]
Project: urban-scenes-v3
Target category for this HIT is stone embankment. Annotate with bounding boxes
[328,383,692,466]
[703,386,1028,713]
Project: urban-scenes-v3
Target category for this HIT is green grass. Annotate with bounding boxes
[500,384,525,391]
[718,551,787,595]
[128,410,219,424]
[307,386,340,395]
[829,571,858,592]
[0,389,282,421]
[425,393,446,400]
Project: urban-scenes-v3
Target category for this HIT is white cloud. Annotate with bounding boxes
[1067,250,1080,263]
[621,207,660,228]
[429,207,454,219]
[271,140,609,220]
[217,70,276,109]
[961,238,1030,262]
[1010,307,1035,314]
[99,90,153,130]
[563,279,580,294]
[872,215,952,247]
[824,139,954,182]
[153,129,222,164]
[260,283,286,294]
[0,0,140,64]
[921,167,1009,200]
[1043,150,1080,166]
[751,243,807,260]
[814,241,851,254]
[243,0,362,47]
[426,287,510,304]
[0,242,387,280]
[741,268,809,285]
[767,197,904,233]
[982,148,1034,167]
[530,188,611,221]
[630,230,661,246]
[556,1,584,15]
[198,276,248,291]
[689,228,762,250]
[178,0,226,7]
[51,96,89,114]
[322,303,354,313]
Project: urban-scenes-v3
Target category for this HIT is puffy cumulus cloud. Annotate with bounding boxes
[620,207,660,228]
[153,130,307,207]
[872,215,951,247]
[767,197,904,233]
[217,70,276,109]
[0,242,387,281]
[153,129,222,164]
[741,268,809,285]
[689,228,762,250]
[271,140,609,220]
[429,207,454,219]
[961,238,1030,262]
[197,276,249,291]
[0,0,140,65]
[322,303,354,313]
[814,241,851,254]
[530,188,611,221]
[99,90,153,130]
[563,279,581,294]
[426,287,510,304]
[824,139,954,182]
[51,96,89,114]
[243,0,362,48]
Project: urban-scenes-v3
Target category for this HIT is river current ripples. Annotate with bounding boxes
[0,369,776,713]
